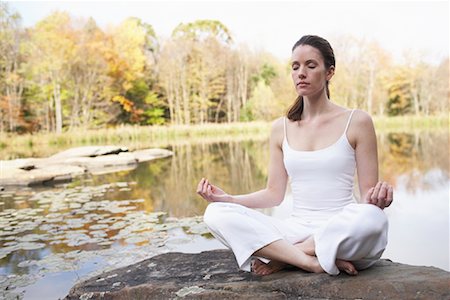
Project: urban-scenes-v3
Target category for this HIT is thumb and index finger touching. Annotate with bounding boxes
[365,181,394,209]
[196,178,217,199]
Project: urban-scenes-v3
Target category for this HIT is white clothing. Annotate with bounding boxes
[204,110,388,275]
[283,110,356,224]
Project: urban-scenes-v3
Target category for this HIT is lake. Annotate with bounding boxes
[0,130,448,299]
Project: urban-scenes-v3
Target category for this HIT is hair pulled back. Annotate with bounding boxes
[287,35,335,121]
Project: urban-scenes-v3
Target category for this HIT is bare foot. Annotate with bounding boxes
[251,259,287,276]
[336,259,358,275]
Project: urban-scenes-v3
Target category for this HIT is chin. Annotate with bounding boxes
[296,88,310,96]
[297,91,310,97]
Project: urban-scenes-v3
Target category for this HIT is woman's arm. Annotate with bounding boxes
[352,110,393,209]
[196,117,289,209]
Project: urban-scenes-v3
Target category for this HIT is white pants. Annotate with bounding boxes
[204,202,388,275]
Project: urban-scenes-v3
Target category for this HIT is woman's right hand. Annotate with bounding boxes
[196,178,230,202]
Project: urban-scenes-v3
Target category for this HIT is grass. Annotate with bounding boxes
[372,114,448,132]
[0,114,447,154]
[0,122,271,159]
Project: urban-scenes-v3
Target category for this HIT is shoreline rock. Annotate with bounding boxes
[0,146,173,187]
[66,249,450,300]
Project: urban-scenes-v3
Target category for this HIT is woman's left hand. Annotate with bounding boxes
[364,181,394,209]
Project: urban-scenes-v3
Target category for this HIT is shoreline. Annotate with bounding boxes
[0,115,447,161]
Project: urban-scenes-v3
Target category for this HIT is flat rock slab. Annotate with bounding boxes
[66,249,449,300]
[0,146,173,186]
[49,146,130,159]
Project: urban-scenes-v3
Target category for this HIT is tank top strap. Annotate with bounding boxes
[344,109,355,134]
[283,116,287,140]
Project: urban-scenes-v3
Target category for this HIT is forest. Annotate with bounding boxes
[0,3,448,134]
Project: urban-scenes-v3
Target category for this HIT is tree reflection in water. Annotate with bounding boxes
[0,130,448,299]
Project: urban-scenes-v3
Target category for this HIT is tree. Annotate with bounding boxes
[224,46,250,122]
[242,80,277,121]
[330,35,391,115]
[68,17,110,128]
[105,17,162,125]
[27,11,76,133]
[159,20,232,124]
[0,3,25,132]
[384,67,413,116]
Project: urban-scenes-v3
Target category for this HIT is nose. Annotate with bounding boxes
[298,65,306,79]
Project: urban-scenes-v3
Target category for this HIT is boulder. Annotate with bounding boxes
[66,249,449,300]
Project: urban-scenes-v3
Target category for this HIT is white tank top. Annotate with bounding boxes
[282,110,356,224]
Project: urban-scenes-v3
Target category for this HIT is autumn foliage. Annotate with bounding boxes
[0,3,448,134]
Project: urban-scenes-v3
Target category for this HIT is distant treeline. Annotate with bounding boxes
[0,3,448,134]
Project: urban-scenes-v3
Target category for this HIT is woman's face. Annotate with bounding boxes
[291,45,334,97]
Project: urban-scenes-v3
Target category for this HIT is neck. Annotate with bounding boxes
[301,90,332,119]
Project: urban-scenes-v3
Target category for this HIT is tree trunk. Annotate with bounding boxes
[54,82,63,134]
[174,72,182,125]
[181,66,190,125]
[46,98,52,132]
[412,88,420,116]
[215,96,224,123]
[226,65,233,123]
[6,86,13,131]
[166,73,175,125]
[0,110,4,133]
[70,84,80,130]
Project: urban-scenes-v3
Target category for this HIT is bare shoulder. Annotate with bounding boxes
[347,110,376,148]
[351,109,375,130]
[270,117,285,146]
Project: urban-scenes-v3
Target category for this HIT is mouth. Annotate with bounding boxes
[297,82,309,87]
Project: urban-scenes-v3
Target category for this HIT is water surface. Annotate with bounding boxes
[0,131,448,299]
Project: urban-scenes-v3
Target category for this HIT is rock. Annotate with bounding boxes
[48,146,129,160]
[0,164,85,186]
[62,152,138,173]
[0,146,173,186]
[66,250,449,300]
[132,148,174,163]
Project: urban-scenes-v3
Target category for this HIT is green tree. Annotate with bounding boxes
[252,63,277,86]
[241,80,277,121]
[384,68,412,116]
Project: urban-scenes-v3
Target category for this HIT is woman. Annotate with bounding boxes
[196,35,393,276]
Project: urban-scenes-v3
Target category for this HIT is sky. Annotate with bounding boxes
[7,0,450,64]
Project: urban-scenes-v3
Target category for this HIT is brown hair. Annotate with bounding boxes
[287,35,336,121]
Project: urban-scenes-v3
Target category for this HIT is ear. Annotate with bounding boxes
[326,66,335,81]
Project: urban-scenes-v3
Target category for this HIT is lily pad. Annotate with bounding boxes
[109,221,127,230]
[124,236,148,244]
[17,242,46,250]
[90,230,107,238]
[89,224,109,230]
[16,234,46,243]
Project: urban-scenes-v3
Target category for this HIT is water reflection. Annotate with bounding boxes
[378,131,449,189]
[86,139,270,217]
[0,131,448,299]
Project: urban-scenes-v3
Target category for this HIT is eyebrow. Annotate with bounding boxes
[306,59,318,64]
[291,59,318,65]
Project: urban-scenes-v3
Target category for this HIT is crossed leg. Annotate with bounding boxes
[251,236,357,276]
